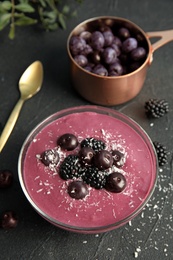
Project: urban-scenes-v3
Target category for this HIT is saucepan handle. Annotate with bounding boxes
[146,29,173,53]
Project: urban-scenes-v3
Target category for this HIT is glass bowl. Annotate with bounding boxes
[18,105,158,234]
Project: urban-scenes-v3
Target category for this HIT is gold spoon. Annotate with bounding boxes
[0,60,43,152]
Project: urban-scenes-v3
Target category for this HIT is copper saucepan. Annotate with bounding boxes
[67,16,173,106]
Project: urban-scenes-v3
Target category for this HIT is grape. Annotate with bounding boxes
[92,64,108,76]
[91,31,105,50]
[99,25,111,32]
[129,61,142,72]
[74,55,88,67]
[81,44,93,56]
[109,60,123,76]
[69,22,148,77]
[102,47,117,64]
[79,31,92,42]
[112,36,122,47]
[130,47,147,61]
[118,27,130,39]
[69,36,86,55]
[119,53,129,64]
[89,50,102,64]
[122,37,138,53]
[83,65,93,72]
[103,30,114,46]
[111,43,121,56]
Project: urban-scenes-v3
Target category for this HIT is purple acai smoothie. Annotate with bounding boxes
[21,109,157,232]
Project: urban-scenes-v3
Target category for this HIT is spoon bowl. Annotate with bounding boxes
[0,60,43,152]
[19,61,43,100]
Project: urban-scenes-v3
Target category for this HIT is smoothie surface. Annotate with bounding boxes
[22,111,156,230]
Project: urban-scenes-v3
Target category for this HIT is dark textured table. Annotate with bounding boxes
[0,1,173,259]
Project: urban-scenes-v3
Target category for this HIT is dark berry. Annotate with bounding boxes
[89,51,102,64]
[105,172,126,193]
[41,149,59,166]
[0,170,13,188]
[57,133,78,151]
[112,150,125,168]
[118,27,130,39]
[81,137,106,152]
[82,167,106,189]
[145,99,169,118]
[79,31,92,42]
[1,211,18,229]
[93,150,113,170]
[130,47,147,61]
[111,43,121,56]
[102,47,117,64]
[91,31,105,50]
[79,147,94,166]
[122,37,138,53]
[109,61,123,76]
[92,64,108,76]
[69,36,86,56]
[59,155,84,180]
[129,61,142,72]
[99,25,112,33]
[83,65,93,72]
[103,30,114,46]
[112,36,122,48]
[153,141,168,166]
[69,24,148,77]
[74,55,88,67]
[81,44,93,56]
[67,180,89,199]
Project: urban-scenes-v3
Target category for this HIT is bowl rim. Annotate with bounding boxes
[18,105,158,233]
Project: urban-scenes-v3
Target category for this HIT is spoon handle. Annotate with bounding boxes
[0,98,24,152]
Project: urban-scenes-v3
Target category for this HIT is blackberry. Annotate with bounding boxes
[59,155,84,180]
[153,141,168,166]
[81,137,106,152]
[145,99,169,118]
[82,167,106,189]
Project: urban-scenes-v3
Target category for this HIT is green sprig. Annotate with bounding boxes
[0,0,82,39]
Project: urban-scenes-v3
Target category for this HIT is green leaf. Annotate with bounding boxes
[19,0,29,3]
[43,10,56,20]
[0,13,11,30]
[62,5,70,15]
[15,3,35,13]
[71,10,77,17]
[0,1,12,11]
[15,16,37,26]
[38,0,47,8]
[8,23,15,39]
[47,23,58,31]
[58,13,66,29]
